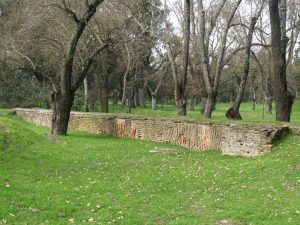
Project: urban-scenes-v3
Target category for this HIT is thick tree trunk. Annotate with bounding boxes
[177,98,187,116]
[269,0,295,122]
[51,91,74,135]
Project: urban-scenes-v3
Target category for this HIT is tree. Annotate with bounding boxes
[50,0,107,134]
[269,0,295,122]
[226,1,265,120]
[198,0,242,118]
[164,0,191,115]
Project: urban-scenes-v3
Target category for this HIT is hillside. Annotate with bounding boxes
[0,111,300,224]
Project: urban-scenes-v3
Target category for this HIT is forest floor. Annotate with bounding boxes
[0,109,300,225]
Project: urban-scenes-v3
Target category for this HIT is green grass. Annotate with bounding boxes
[0,111,300,224]
[90,100,300,126]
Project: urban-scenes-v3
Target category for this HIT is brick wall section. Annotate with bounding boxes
[15,108,289,156]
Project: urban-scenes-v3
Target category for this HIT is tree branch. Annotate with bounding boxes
[72,43,108,91]
[61,0,80,24]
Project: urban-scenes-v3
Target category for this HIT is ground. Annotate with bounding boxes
[0,105,300,225]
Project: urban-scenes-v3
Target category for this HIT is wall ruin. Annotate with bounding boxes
[15,108,289,156]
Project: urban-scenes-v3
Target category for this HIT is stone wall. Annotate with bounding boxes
[15,108,289,156]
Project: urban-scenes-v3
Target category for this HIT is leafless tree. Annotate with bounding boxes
[50,0,108,134]
[198,0,242,118]
[226,0,265,120]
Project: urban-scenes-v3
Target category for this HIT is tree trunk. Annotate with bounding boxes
[122,41,131,106]
[198,0,242,119]
[269,0,295,121]
[200,96,207,114]
[251,50,273,116]
[265,96,272,114]
[203,92,216,118]
[177,98,187,116]
[138,82,147,109]
[50,0,105,135]
[252,97,256,111]
[99,48,109,113]
[134,85,139,107]
[121,76,127,106]
[51,91,74,135]
[177,0,190,116]
[84,77,90,112]
[151,93,157,111]
[190,95,195,111]
[129,88,136,109]
[112,90,119,106]
[100,87,109,113]
[251,88,257,111]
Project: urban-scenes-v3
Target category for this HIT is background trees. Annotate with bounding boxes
[1,0,300,133]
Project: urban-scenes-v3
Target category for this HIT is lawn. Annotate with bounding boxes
[91,100,300,126]
[0,110,300,225]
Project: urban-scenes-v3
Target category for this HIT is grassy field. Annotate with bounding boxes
[0,110,300,225]
[90,100,300,126]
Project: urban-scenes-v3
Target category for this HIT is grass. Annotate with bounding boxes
[89,100,300,126]
[0,110,300,224]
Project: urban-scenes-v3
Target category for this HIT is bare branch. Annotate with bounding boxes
[72,43,108,91]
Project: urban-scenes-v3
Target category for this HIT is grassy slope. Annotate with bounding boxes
[0,110,300,225]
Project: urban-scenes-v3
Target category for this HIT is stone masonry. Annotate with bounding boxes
[15,108,289,156]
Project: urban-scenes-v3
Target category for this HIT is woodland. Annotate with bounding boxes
[1,1,300,224]
[0,0,300,134]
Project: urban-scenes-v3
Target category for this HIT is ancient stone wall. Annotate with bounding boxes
[15,108,289,156]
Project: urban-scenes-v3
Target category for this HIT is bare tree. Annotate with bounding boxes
[165,0,191,115]
[176,0,191,115]
[198,0,242,118]
[226,0,265,120]
[50,0,107,135]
